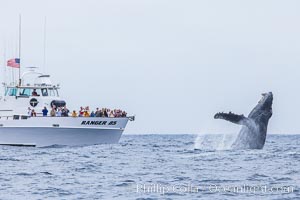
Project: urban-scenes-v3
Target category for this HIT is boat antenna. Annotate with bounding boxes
[18,14,22,86]
[2,39,6,85]
[43,16,47,74]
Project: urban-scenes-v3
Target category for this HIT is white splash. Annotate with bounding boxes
[194,133,237,150]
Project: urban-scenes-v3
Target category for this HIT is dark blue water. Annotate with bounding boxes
[0,134,299,200]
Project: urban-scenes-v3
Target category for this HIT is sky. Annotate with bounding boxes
[0,0,299,134]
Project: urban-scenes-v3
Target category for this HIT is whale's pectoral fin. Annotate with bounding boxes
[214,112,251,127]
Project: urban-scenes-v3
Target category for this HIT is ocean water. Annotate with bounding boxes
[0,134,299,200]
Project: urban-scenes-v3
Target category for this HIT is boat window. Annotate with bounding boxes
[48,88,56,97]
[41,88,48,96]
[7,88,18,96]
[20,88,32,96]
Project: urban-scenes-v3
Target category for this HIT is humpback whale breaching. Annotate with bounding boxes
[214,92,273,149]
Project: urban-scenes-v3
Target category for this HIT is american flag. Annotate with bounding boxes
[7,58,20,68]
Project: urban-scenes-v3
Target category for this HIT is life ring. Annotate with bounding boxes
[30,98,39,107]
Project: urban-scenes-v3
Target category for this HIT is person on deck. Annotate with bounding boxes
[42,107,48,117]
[28,107,32,117]
[83,110,90,117]
[95,108,100,117]
[31,109,37,117]
[121,111,127,117]
[83,106,90,117]
[50,108,56,117]
[62,106,69,117]
[109,110,115,118]
[71,110,77,117]
[99,109,104,117]
[103,108,108,117]
[56,107,62,117]
[78,107,84,117]
[90,111,95,117]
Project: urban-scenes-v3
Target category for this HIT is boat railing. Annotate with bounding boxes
[0,116,14,120]
[0,115,135,120]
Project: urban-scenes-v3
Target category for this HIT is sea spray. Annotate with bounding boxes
[194,134,237,150]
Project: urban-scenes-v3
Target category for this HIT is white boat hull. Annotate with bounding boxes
[0,127,123,147]
[0,117,129,147]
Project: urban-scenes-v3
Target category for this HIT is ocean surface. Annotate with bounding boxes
[0,134,299,200]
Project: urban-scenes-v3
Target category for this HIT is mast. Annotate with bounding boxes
[3,40,7,94]
[43,16,47,73]
[18,14,21,86]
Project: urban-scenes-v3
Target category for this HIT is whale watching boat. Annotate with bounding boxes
[0,17,134,147]
[0,68,134,147]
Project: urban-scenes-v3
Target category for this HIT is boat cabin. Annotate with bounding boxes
[0,72,66,117]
